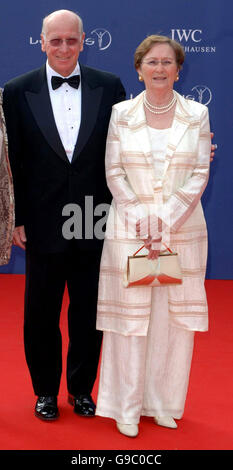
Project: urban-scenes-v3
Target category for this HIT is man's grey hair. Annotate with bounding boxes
[41,9,84,39]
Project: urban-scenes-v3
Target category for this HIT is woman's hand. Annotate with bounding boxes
[138,215,162,259]
[141,236,152,250]
[141,235,162,260]
[147,236,162,260]
[136,214,162,239]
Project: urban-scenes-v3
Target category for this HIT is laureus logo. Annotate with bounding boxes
[90,29,112,50]
[186,85,212,106]
[30,28,112,51]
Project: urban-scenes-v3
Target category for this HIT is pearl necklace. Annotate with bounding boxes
[143,91,176,114]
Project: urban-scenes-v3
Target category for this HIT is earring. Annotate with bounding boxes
[138,75,143,82]
[175,74,179,81]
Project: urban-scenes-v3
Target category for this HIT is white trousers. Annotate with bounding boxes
[96,287,195,424]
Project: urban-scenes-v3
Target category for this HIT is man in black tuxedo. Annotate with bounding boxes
[3,9,125,420]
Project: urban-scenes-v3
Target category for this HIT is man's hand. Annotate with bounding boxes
[210,132,217,162]
[13,226,27,250]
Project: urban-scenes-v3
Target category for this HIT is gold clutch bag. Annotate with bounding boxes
[123,245,182,288]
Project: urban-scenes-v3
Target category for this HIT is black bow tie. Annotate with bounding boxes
[51,75,80,90]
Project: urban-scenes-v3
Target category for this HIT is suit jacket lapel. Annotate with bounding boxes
[163,91,191,178]
[25,64,103,164]
[71,64,103,163]
[25,65,68,162]
[127,91,192,186]
[127,92,153,167]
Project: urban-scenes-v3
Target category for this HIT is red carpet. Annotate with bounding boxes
[0,275,232,451]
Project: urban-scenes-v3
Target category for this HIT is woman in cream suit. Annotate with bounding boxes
[0,89,14,265]
[96,35,211,437]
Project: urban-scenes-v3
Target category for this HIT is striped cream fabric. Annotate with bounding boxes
[0,89,14,265]
[97,91,211,334]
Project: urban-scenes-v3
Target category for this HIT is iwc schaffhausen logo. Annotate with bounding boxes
[171,29,216,54]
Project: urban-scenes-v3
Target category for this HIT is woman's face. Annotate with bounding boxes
[138,43,179,94]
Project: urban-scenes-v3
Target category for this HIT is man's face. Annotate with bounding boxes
[41,13,85,77]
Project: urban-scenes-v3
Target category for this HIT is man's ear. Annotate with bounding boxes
[40,34,46,52]
[79,33,85,52]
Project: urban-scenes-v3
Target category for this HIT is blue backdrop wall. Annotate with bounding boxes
[0,0,232,279]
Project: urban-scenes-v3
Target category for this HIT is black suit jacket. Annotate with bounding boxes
[3,64,126,253]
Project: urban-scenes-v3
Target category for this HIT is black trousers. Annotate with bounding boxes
[24,244,103,397]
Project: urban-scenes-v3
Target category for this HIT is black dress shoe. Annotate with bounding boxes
[68,393,96,417]
[35,396,59,421]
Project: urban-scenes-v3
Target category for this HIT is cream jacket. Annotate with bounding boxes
[97,91,211,335]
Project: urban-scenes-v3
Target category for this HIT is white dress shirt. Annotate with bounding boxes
[46,61,82,162]
[148,126,170,181]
